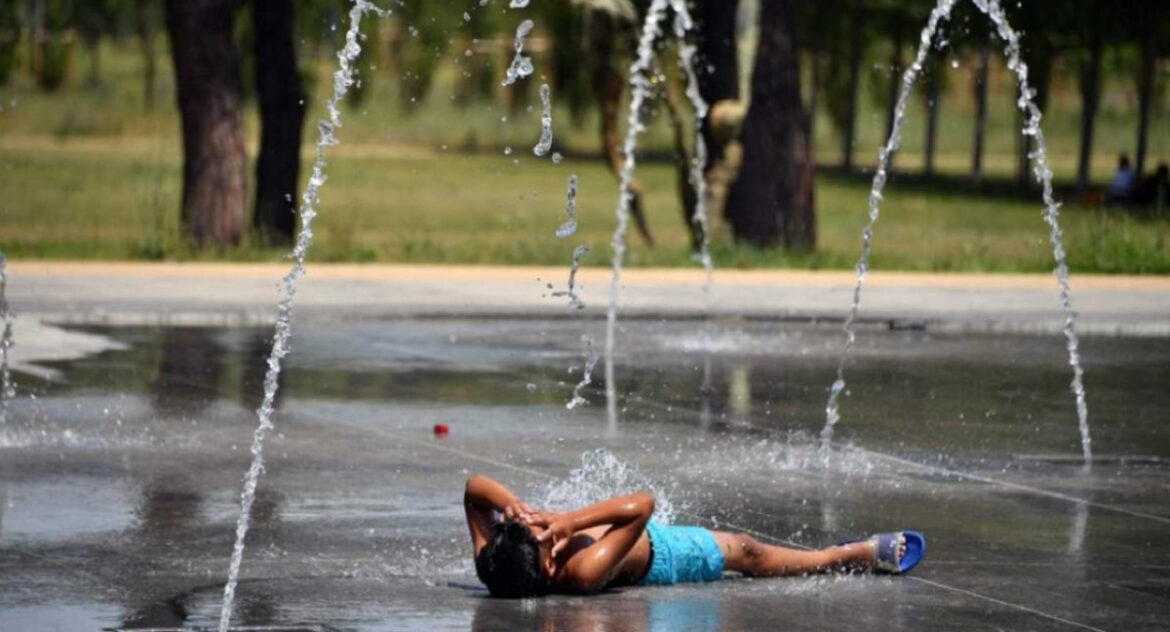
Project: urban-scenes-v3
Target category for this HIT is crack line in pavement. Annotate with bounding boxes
[905,577,1110,632]
[858,450,1170,525]
[311,410,1113,632]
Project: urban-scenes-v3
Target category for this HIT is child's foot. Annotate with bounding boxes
[839,530,925,574]
[870,531,923,574]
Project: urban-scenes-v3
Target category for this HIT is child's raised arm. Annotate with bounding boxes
[463,475,534,556]
[530,491,654,593]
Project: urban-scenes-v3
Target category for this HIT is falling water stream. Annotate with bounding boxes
[567,335,599,410]
[502,19,535,87]
[818,0,1092,465]
[556,174,579,238]
[974,0,1091,463]
[534,82,554,157]
[603,0,671,427]
[552,244,590,310]
[603,0,711,426]
[217,2,388,629]
[0,250,13,425]
[666,0,713,280]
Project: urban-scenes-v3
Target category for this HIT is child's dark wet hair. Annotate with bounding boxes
[475,519,549,598]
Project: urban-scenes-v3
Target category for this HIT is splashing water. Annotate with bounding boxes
[533,83,553,157]
[502,19,535,86]
[665,0,713,282]
[217,2,388,630]
[534,448,679,523]
[603,0,670,427]
[0,251,14,425]
[555,174,579,238]
[567,335,598,410]
[686,433,878,479]
[509,0,529,7]
[819,0,1091,467]
[818,0,958,463]
[973,0,1091,463]
[552,245,590,310]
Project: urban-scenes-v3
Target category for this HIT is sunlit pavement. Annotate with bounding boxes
[1,265,1168,630]
[8,261,1170,334]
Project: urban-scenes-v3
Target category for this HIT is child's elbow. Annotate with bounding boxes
[464,475,486,500]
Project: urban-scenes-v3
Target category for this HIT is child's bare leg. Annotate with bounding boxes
[712,531,888,577]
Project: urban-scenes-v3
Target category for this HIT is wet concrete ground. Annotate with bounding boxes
[2,318,1169,631]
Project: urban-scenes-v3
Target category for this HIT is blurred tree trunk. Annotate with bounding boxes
[34,0,71,91]
[807,52,821,136]
[883,25,904,171]
[0,1,20,85]
[725,0,814,250]
[841,3,862,170]
[971,39,990,187]
[1076,29,1102,194]
[85,36,99,86]
[252,0,305,246]
[136,0,160,110]
[165,0,246,248]
[1135,35,1155,178]
[697,0,739,172]
[923,55,942,177]
[77,2,101,88]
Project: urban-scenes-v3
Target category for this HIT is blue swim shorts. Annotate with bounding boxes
[640,522,725,585]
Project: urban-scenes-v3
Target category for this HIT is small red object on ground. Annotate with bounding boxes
[433,423,449,437]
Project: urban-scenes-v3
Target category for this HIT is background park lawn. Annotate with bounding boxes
[1,36,1168,273]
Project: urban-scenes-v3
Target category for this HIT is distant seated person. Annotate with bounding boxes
[1134,162,1170,210]
[1106,153,1136,204]
[464,475,925,597]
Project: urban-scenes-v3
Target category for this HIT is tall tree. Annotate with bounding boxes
[136,0,161,110]
[36,0,72,91]
[0,1,18,85]
[391,0,445,113]
[458,0,506,108]
[1132,10,1168,178]
[921,54,944,177]
[76,1,107,87]
[1076,32,1102,194]
[1072,1,1107,195]
[971,36,991,187]
[725,0,814,249]
[836,2,864,170]
[165,0,247,247]
[882,14,905,171]
[696,0,740,172]
[252,0,305,246]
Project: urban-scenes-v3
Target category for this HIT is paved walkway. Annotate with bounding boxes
[8,261,1170,335]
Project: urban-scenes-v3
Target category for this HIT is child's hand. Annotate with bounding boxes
[502,501,536,523]
[530,513,574,557]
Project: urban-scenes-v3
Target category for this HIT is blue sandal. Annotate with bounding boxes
[842,530,926,574]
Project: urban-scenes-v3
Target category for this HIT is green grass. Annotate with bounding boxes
[0,39,1168,273]
[2,135,1167,273]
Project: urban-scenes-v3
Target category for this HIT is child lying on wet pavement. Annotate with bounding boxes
[464,475,924,597]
